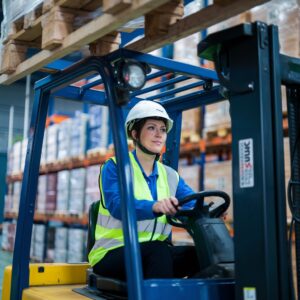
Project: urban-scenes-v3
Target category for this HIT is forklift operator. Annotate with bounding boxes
[88,100,200,280]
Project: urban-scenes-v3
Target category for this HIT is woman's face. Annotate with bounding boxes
[134,118,167,153]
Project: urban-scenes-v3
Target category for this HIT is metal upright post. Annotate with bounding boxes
[10,88,50,300]
[198,22,290,300]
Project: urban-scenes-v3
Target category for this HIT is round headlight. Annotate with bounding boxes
[121,61,146,90]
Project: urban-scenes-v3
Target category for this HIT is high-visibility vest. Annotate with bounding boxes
[88,152,179,267]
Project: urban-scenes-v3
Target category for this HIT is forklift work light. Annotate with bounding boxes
[115,59,151,91]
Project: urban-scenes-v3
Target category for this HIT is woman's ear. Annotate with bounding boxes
[131,129,137,140]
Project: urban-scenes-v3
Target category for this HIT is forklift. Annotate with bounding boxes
[1,21,299,300]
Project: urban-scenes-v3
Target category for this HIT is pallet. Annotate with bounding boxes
[0,0,269,84]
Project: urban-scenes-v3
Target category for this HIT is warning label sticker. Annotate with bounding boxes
[239,138,254,188]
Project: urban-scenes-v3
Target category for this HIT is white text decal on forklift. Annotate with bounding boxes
[243,287,257,300]
[239,139,254,188]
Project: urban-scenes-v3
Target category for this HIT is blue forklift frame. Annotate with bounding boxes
[10,48,234,300]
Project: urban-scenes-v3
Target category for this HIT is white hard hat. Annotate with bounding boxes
[125,100,173,136]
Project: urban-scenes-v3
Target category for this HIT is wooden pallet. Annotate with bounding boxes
[0,0,269,84]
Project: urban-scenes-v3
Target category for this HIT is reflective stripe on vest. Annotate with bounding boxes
[88,152,179,266]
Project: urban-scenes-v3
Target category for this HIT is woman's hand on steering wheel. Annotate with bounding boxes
[152,197,180,216]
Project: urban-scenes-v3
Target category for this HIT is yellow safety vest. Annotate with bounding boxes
[88,152,179,267]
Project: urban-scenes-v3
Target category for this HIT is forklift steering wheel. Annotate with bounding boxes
[167,190,230,228]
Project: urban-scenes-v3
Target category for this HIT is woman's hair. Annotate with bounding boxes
[129,117,167,144]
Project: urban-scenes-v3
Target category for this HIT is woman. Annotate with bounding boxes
[88,100,199,280]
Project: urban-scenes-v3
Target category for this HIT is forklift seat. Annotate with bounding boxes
[86,200,127,297]
[87,200,100,255]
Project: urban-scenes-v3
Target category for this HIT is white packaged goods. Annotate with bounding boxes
[36,175,47,213]
[69,168,86,215]
[21,138,28,172]
[88,105,109,151]
[67,228,85,263]
[12,141,22,174]
[1,222,9,250]
[2,221,16,251]
[40,129,47,165]
[6,150,13,176]
[4,183,13,213]
[69,190,85,215]
[85,165,100,213]
[70,112,88,158]
[56,170,70,214]
[32,224,46,261]
[54,227,68,251]
[57,119,72,160]
[46,124,59,163]
[12,181,21,214]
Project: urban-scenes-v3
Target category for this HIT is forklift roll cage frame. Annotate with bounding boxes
[8,21,300,300]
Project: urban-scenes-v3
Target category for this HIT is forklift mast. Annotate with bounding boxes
[198,21,300,300]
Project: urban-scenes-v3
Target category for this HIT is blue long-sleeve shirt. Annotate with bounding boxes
[100,151,195,221]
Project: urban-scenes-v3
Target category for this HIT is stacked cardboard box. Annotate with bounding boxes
[204,160,233,221]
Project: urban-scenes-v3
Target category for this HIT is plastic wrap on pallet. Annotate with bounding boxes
[36,174,47,213]
[57,119,72,161]
[46,173,57,213]
[67,228,86,263]
[46,124,58,164]
[85,165,100,214]
[70,112,88,158]
[1,0,44,41]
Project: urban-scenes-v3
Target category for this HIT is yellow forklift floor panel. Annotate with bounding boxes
[22,284,88,300]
